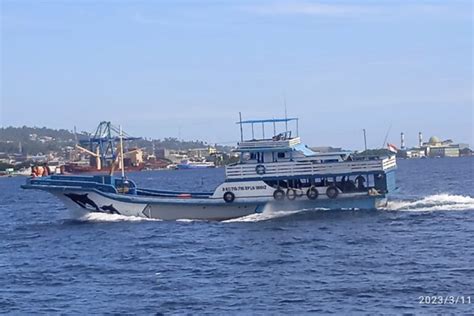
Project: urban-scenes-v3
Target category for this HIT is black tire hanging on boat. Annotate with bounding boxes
[286,189,297,200]
[326,186,339,199]
[307,187,319,200]
[273,189,285,201]
[255,164,266,175]
[223,191,235,203]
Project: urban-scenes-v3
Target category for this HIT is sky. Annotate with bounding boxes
[1,0,472,150]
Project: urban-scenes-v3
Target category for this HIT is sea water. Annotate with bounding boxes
[1,157,473,314]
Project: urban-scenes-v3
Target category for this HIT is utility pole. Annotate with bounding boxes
[363,129,367,151]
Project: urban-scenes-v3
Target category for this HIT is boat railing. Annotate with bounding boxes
[225,156,397,179]
[25,177,118,193]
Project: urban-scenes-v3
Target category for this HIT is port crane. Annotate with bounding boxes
[75,121,140,171]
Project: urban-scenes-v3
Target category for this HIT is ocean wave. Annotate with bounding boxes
[386,194,474,212]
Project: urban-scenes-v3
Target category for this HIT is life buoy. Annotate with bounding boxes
[307,187,318,200]
[273,189,285,201]
[223,191,235,203]
[255,164,266,175]
[326,186,338,199]
[286,189,297,200]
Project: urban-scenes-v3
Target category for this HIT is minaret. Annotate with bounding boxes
[400,132,405,150]
[418,132,423,147]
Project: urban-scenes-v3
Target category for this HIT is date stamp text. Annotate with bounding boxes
[419,296,471,305]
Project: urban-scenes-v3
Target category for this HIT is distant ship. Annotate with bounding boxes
[176,159,215,169]
[63,161,145,174]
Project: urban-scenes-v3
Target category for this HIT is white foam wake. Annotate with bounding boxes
[76,212,161,222]
[223,203,322,223]
[223,210,302,223]
[386,194,474,212]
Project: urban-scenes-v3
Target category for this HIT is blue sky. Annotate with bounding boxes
[1,0,472,149]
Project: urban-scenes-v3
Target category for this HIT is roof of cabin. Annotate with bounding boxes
[293,143,317,156]
[237,118,298,124]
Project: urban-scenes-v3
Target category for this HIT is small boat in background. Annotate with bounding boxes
[21,116,397,220]
[176,159,215,169]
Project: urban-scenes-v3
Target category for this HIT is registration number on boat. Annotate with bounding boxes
[222,185,267,192]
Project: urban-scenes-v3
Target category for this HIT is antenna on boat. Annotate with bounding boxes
[381,123,392,149]
[119,125,125,179]
[284,97,288,133]
[239,112,243,142]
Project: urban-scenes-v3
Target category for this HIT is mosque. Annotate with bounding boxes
[420,135,461,157]
[398,132,470,158]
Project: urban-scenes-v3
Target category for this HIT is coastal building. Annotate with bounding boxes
[421,136,460,158]
[397,132,470,158]
[155,148,170,159]
[397,148,426,159]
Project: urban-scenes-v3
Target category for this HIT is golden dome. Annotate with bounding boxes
[429,136,440,144]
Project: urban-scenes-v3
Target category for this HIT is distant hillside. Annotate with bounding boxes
[0,126,232,155]
[0,126,79,155]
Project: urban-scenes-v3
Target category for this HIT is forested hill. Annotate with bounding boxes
[0,126,230,155]
[0,126,76,141]
[0,126,78,155]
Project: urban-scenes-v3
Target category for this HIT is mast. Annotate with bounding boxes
[239,112,243,142]
[363,129,367,151]
[119,125,125,179]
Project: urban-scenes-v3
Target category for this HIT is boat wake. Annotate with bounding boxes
[223,210,302,223]
[223,204,324,223]
[74,211,162,223]
[386,194,474,212]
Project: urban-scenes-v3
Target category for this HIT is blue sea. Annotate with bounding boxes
[1,157,473,314]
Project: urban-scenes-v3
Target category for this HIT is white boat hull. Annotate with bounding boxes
[50,188,387,221]
[53,190,263,221]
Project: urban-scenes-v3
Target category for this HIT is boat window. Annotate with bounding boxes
[250,153,257,160]
[277,152,285,158]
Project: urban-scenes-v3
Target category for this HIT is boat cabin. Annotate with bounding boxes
[234,118,351,164]
[226,116,397,195]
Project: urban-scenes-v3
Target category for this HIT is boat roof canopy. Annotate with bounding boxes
[236,118,298,125]
[237,114,300,142]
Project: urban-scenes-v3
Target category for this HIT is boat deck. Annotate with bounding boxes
[22,175,214,199]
